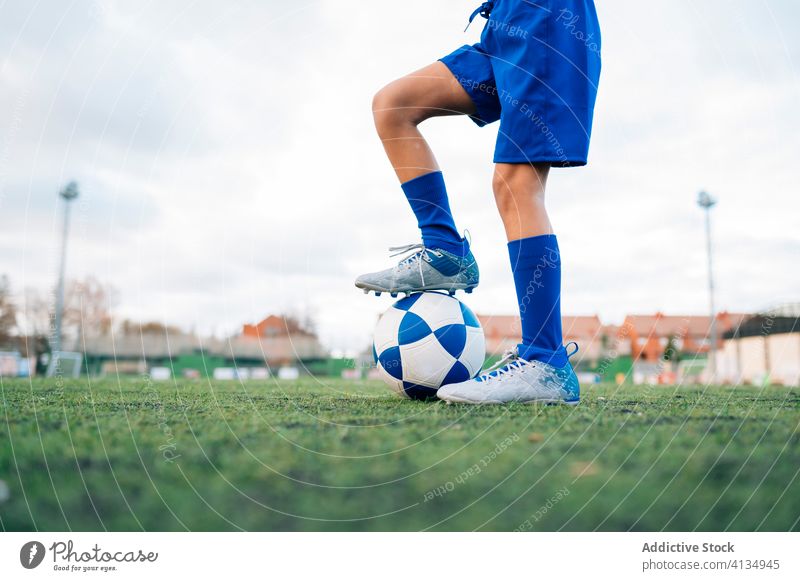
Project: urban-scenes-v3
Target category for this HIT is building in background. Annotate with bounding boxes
[239,314,326,366]
[79,314,327,378]
[621,312,749,363]
[0,350,32,377]
[0,335,49,377]
[477,314,608,368]
[618,312,749,384]
[25,305,800,386]
[475,311,786,385]
[717,305,800,386]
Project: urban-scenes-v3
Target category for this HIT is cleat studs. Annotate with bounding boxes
[390,292,398,298]
[363,288,369,294]
[466,287,473,294]
[448,290,456,296]
[375,291,382,297]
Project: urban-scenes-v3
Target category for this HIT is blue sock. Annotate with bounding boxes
[508,234,568,368]
[401,171,469,257]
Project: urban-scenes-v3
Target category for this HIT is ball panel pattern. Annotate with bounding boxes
[459,301,481,328]
[460,326,486,377]
[393,293,423,311]
[442,360,471,385]
[398,311,433,345]
[373,292,486,401]
[402,381,438,400]
[406,292,463,330]
[400,336,456,387]
[374,306,406,354]
[378,366,404,395]
[433,324,467,359]
[377,346,403,380]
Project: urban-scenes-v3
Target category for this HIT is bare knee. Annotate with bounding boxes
[492,164,548,215]
[491,170,511,199]
[372,82,421,137]
[493,175,523,217]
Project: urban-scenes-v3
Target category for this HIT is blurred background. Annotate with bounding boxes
[1,0,798,385]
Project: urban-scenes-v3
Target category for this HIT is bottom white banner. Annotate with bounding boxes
[1,532,797,580]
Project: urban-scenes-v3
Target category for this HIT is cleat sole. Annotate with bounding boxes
[439,394,579,406]
[355,281,479,296]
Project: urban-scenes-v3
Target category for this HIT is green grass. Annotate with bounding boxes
[1,377,798,531]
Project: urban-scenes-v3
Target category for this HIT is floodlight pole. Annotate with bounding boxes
[50,181,79,374]
[697,191,718,384]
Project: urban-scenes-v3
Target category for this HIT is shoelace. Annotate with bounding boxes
[465,1,494,31]
[479,342,581,383]
[477,349,532,383]
[388,243,435,286]
[389,243,426,260]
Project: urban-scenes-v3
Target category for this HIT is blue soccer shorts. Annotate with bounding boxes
[440,0,601,166]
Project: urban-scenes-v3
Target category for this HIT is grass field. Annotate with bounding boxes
[1,377,798,531]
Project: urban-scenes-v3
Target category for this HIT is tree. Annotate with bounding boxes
[62,276,118,346]
[0,275,18,346]
[282,306,318,337]
[20,287,52,338]
[18,287,53,374]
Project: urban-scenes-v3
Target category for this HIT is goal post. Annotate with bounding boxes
[46,351,84,378]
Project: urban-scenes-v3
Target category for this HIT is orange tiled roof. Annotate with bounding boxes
[622,312,749,338]
[477,314,603,340]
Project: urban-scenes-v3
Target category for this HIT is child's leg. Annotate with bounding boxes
[493,162,568,368]
[373,61,475,183]
[492,163,551,239]
[372,62,475,255]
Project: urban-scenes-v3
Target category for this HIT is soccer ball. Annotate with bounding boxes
[373,292,485,400]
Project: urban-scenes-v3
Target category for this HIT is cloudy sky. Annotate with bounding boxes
[1,0,798,353]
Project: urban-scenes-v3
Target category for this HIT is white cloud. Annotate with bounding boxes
[1,0,798,353]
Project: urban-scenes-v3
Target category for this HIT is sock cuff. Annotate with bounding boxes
[423,234,470,257]
[400,171,445,197]
[517,343,569,368]
[508,234,560,268]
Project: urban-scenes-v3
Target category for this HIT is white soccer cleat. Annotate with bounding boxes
[355,244,479,296]
[436,348,580,405]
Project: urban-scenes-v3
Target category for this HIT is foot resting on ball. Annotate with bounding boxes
[436,346,580,405]
[355,243,479,297]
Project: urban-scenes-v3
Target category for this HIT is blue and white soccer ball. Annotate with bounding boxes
[373,292,485,400]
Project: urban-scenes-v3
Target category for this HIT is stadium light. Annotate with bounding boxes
[697,190,718,384]
[48,181,79,376]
